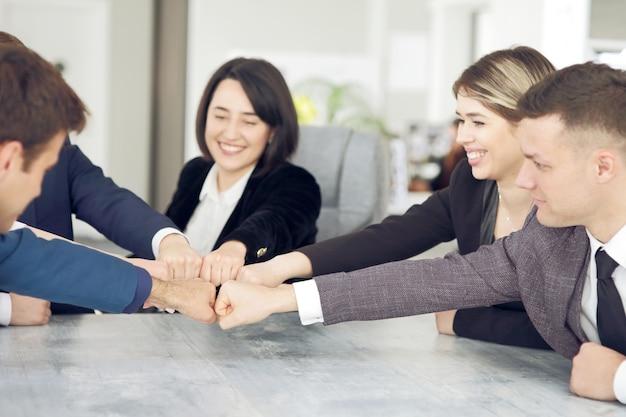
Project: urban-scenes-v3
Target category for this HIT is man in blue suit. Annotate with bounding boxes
[0,43,216,323]
[0,31,203,324]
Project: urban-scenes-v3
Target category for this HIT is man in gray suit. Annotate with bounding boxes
[213,61,626,403]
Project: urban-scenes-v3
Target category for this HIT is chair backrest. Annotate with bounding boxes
[292,125,390,242]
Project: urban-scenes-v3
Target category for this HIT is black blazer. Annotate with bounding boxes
[165,157,321,264]
[299,159,550,349]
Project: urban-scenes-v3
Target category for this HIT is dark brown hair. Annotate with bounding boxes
[0,42,87,168]
[0,31,25,47]
[195,57,298,177]
[518,62,626,142]
[453,46,556,124]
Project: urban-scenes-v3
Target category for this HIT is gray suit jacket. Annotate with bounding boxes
[314,207,590,359]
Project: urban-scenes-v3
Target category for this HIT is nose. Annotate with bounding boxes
[455,123,472,146]
[515,159,535,191]
[223,119,239,140]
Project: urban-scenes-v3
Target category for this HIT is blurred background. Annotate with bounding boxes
[0,0,625,239]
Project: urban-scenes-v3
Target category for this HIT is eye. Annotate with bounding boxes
[472,121,484,127]
[456,118,465,125]
[243,120,258,126]
[533,160,546,170]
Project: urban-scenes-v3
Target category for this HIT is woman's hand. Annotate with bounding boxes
[200,241,246,286]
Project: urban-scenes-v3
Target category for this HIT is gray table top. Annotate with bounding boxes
[0,313,623,416]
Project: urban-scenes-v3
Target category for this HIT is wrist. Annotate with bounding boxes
[273,284,298,313]
[276,252,313,280]
[217,240,247,258]
[159,233,188,250]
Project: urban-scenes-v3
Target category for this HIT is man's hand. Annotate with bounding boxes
[237,252,314,288]
[570,342,623,401]
[147,278,217,324]
[157,234,202,280]
[200,241,246,286]
[9,293,51,326]
[215,281,298,329]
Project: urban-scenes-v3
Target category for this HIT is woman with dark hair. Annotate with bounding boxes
[165,57,321,285]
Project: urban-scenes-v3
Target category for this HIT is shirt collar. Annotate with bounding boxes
[198,164,255,205]
[586,223,626,268]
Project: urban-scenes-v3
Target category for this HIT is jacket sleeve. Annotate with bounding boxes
[298,169,462,276]
[0,229,146,313]
[67,144,179,258]
[221,163,321,263]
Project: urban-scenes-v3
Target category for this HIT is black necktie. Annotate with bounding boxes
[596,249,626,355]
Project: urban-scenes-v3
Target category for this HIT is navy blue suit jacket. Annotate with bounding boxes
[19,139,178,258]
[0,229,148,314]
[15,139,178,313]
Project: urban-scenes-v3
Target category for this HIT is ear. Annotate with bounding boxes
[0,141,24,180]
[595,149,617,183]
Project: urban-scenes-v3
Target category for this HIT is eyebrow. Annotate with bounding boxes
[455,111,488,118]
[212,105,258,117]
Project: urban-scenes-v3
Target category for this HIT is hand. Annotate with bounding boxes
[215,281,298,329]
[147,278,217,324]
[237,252,314,288]
[570,342,624,401]
[9,293,51,326]
[200,241,246,286]
[435,310,457,336]
[127,258,172,281]
[157,234,202,280]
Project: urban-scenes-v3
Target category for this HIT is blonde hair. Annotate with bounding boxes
[453,46,556,123]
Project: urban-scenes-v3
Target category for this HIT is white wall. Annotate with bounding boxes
[0,0,154,238]
[185,0,431,158]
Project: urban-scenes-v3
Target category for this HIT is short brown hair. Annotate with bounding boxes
[0,45,87,167]
[195,57,298,177]
[0,31,25,47]
[453,46,556,124]
[519,62,626,141]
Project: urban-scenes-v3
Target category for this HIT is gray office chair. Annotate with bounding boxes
[292,125,390,242]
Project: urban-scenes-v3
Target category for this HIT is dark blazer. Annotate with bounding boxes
[19,139,178,258]
[299,159,549,349]
[165,157,321,263]
[0,229,147,314]
[314,210,588,359]
[16,139,180,314]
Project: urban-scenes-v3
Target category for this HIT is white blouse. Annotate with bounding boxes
[183,164,254,255]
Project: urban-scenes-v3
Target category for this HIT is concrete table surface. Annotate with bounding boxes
[0,313,623,416]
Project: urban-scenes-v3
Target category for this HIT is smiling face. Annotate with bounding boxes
[205,79,273,189]
[455,94,524,186]
[515,115,596,229]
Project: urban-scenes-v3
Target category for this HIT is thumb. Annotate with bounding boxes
[218,313,237,330]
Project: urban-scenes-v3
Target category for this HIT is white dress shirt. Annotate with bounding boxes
[183,164,253,255]
[582,225,626,403]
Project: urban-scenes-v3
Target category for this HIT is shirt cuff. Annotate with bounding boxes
[122,268,153,313]
[292,279,324,325]
[151,228,186,258]
[614,360,626,404]
[0,292,12,326]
